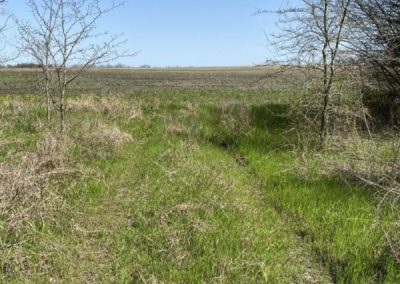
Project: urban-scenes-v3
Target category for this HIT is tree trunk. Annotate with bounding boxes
[320,91,330,148]
[59,64,68,132]
[59,87,66,132]
[45,71,51,122]
[59,102,65,132]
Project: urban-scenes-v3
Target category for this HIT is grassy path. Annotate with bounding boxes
[2,96,398,282]
[3,96,399,282]
[68,119,331,283]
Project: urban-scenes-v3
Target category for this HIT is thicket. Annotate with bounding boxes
[260,0,400,201]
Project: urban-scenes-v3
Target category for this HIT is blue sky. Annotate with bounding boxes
[6,1,294,67]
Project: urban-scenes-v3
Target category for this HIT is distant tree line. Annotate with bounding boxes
[0,63,138,69]
[0,63,41,68]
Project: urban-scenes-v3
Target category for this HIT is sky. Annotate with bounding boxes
[6,1,295,67]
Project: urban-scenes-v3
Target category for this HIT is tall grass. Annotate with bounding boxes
[188,102,400,283]
[1,89,399,282]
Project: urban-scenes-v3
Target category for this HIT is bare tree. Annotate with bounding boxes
[17,0,131,131]
[17,0,60,121]
[259,0,352,147]
[347,0,400,126]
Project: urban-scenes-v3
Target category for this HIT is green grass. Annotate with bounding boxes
[242,150,399,283]
[84,129,328,283]
[0,84,399,283]
[190,102,400,283]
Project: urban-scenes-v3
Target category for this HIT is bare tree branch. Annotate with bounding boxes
[16,0,134,131]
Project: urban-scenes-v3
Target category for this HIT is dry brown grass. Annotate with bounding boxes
[327,136,400,202]
[0,95,137,278]
[67,96,142,120]
[71,120,133,158]
[67,96,99,112]
[7,99,31,115]
[0,132,73,232]
[84,122,133,147]
[0,130,87,278]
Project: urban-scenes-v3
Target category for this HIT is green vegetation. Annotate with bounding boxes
[0,69,399,283]
[193,103,400,283]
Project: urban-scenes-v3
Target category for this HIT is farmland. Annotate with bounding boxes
[0,67,303,95]
[0,67,399,283]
